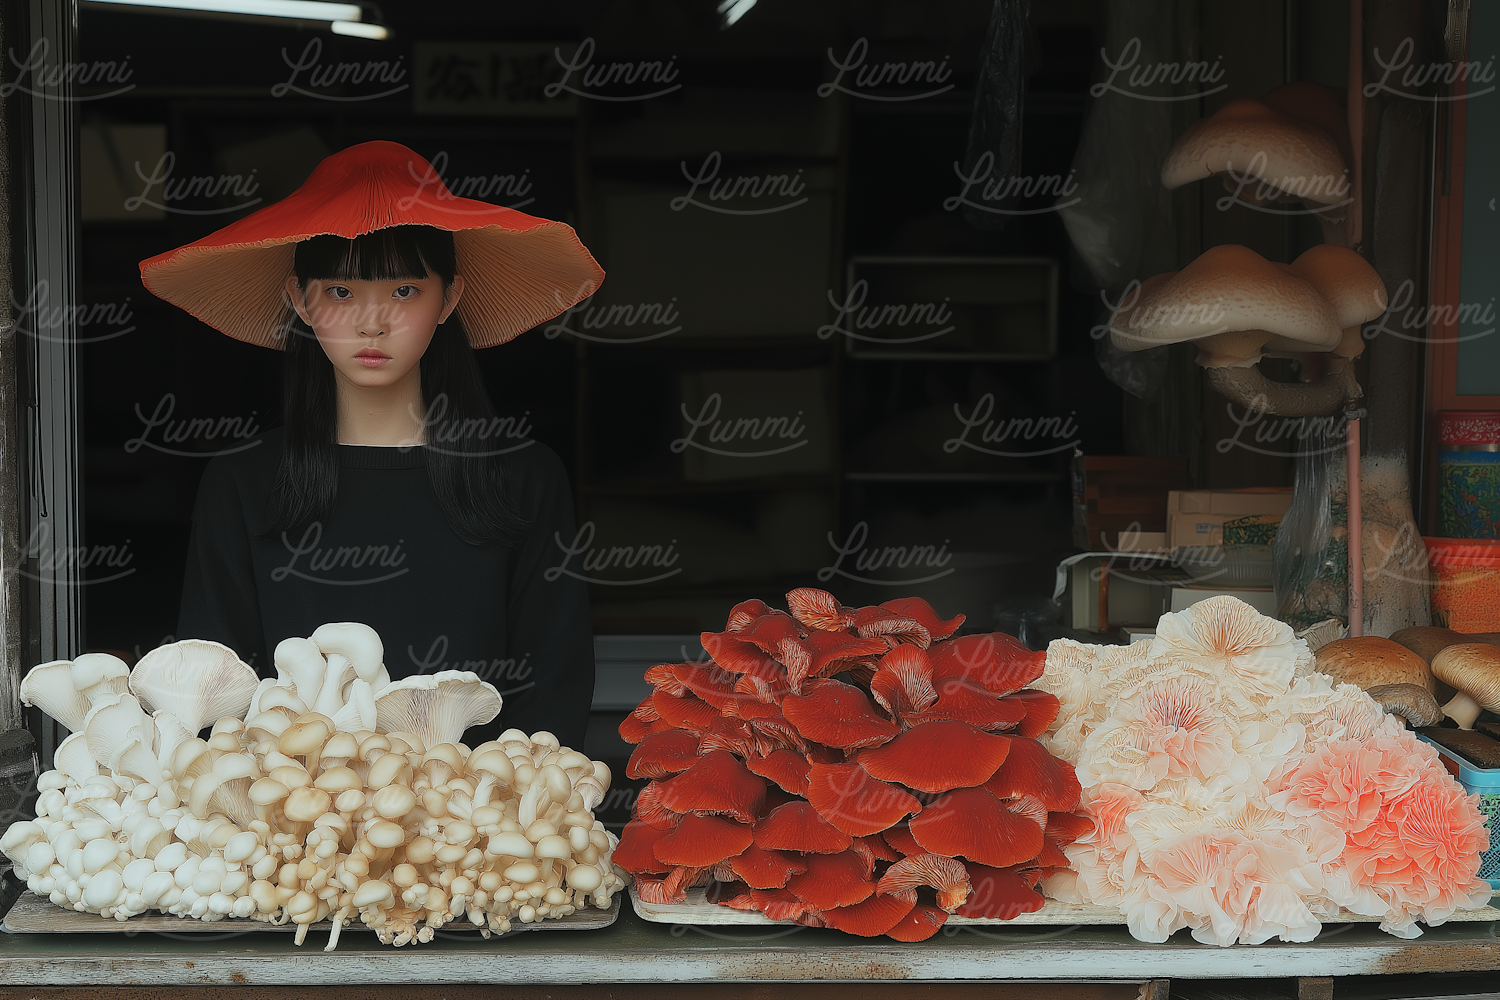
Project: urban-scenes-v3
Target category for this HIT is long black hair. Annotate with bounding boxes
[265,224,527,546]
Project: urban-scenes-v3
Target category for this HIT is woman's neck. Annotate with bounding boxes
[336,367,426,446]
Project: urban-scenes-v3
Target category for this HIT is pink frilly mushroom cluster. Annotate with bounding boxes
[1033,596,1491,945]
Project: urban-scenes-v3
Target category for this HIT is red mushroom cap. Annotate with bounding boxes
[613,819,672,874]
[798,631,890,690]
[701,630,784,675]
[786,850,876,910]
[877,853,973,913]
[869,644,939,718]
[651,689,722,732]
[697,716,756,757]
[1045,811,1093,848]
[726,598,775,632]
[669,661,743,711]
[619,712,655,744]
[956,862,1046,919]
[881,597,964,640]
[805,762,923,837]
[930,633,1045,695]
[746,748,811,796]
[634,782,684,830]
[1029,838,1070,869]
[752,800,853,854]
[855,720,1012,793]
[748,886,816,922]
[782,678,900,749]
[731,657,792,705]
[908,786,1045,868]
[626,729,703,780]
[904,679,1029,731]
[787,587,854,631]
[653,813,754,867]
[1008,689,1061,738]
[654,750,768,823]
[633,865,708,905]
[881,822,923,857]
[631,694,660,722]
[885,902,950,941]
[982,736,1081,813]
[853,833,902,866]
[728,843,809,889]
[850,607,931,648]
[820,893,917,936]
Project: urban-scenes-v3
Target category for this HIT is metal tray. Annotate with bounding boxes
[630,887,1499,928]
[2,890,619,940]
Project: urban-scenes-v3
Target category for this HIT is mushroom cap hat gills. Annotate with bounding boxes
[139,140,604,350]
[129,639,260,736]
[1108,244,1342,365]
[1432,643,1500,729]
[371,669,502,748]
[1314,636,1435,695]
[1161,97,1349,208]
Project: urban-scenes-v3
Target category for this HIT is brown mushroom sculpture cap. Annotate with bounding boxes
[1265,244,1388,362]
[1161,96,1349,213]
[1313,636,1435,695]
[1365,683,1444,729]
[1431,643,1500,729]
[1109,244,1342,366]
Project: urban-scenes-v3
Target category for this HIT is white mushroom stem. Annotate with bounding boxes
[1442,691,1485,730]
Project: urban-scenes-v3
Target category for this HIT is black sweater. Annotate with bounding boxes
[176,429,594,750]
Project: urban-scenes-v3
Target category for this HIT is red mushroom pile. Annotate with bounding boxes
[615,588,1088,941]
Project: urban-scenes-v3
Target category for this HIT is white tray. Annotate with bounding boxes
[1,889,619,938]
[630,886,1500,927]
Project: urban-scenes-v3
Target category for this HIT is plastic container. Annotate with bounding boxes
[1416,733,1500,890]
[1439,410,1500,539]
[1425,537,1500,631]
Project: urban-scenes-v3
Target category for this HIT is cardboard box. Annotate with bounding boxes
[1071,455,1191,550]
[1166,488,1292,548]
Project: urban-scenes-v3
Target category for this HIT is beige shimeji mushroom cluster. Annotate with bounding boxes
[1,623,624,949]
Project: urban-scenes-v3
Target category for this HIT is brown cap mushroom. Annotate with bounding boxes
[1314,636,1434,694]
[1263,245,1388,362]
[1365,683,1444,728]
[1108,245,1342,366]
[1432,643,1500,729]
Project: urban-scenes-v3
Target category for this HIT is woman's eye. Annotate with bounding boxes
[393,285,417,299]
[326,286,352,300]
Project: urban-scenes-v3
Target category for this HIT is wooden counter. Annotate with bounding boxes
[1,902,1499,995]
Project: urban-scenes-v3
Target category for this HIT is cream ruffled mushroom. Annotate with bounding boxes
[373,672,503,749]
[1147,595,1303,703]
[20,661,92,732]
[129,639,259,736]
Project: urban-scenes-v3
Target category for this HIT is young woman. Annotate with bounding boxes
[139,141,604,748]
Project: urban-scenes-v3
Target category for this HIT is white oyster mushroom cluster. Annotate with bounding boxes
[2,624,625,949]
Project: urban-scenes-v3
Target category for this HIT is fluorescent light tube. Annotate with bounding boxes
[89,0,365,21]
[331,19,386,38]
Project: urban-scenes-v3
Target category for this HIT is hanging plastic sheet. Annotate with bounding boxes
[959,0,1030,230]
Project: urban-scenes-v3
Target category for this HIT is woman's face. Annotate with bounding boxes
[284,271,465,388]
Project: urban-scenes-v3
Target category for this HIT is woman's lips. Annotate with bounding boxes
[355,349,391,368]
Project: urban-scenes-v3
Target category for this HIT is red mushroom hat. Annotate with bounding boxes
[138,140,604,349]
